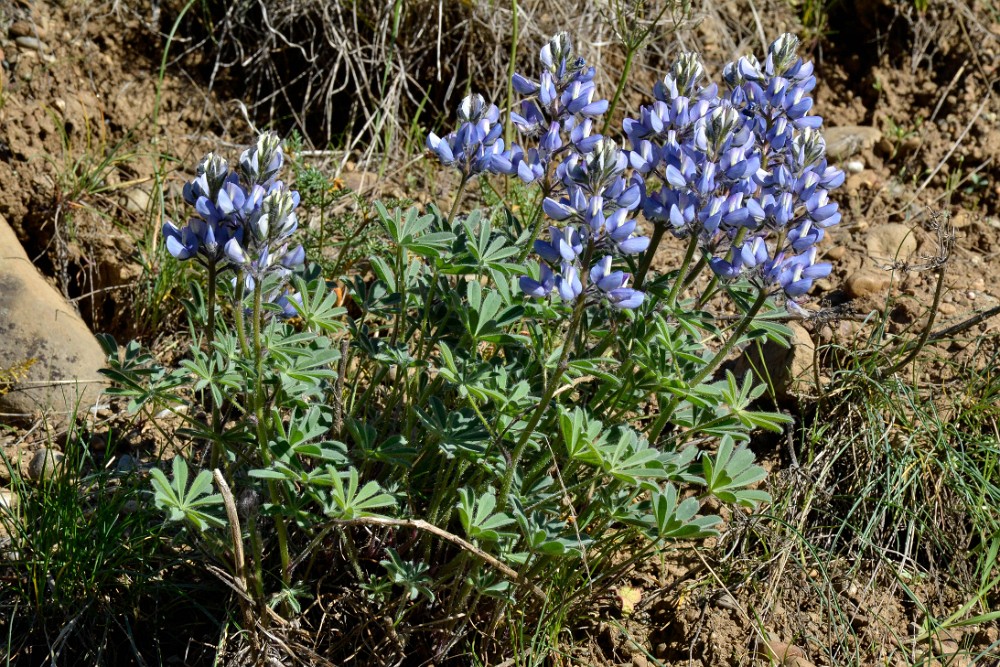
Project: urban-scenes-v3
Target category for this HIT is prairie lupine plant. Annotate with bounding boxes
[102,132,350,628]
[96,31,841,663]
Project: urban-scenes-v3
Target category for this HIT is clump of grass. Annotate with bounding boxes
[715,291,1000,665]
[0,432,224,665]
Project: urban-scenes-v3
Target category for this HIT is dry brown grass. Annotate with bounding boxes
[143,0,801,176]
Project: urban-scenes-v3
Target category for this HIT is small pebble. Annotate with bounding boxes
[846,270,890,299]
[845,159,865,174]
[14,36,46,52]
[88,403,111,418]
[825,245,847,261]
[814,278,833,292]
[8,21,44,40]
[0,489,17,512]
[968,291,977,300]
[713,591,738,610]
[116,454,138,473]
[27,448,65,482]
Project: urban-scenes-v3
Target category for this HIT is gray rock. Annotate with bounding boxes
[14,36,47,53]
[735,322,816,400]
[824,125,883,161]
[116,454,137,473]
[0,214,108,426]
[27,448,64,482]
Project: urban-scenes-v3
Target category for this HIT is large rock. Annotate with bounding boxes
[0,214,107,426]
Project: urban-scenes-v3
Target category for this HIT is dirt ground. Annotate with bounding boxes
[0,0,998,665]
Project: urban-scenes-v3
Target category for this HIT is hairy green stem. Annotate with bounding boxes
[447,174,471,226]
[633,224,666,290]
[498,244,593,509]
[205,263,224,469]
[251,282,292,593]
[233,283,250,358]
[666,233,699,307]
[390,240,407,347]
[411,174,471,365]
[602,47,637,135]
[681,254,708,292]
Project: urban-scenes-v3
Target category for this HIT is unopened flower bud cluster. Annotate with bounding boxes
[163,132,305,315]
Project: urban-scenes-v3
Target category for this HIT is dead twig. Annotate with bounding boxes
[332,516,547,601]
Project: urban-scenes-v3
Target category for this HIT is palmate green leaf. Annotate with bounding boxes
[457,488,515,543]
[180,350,242,409]
[599,430,669,487]
[434,342,507,403]
[560,406,604,461]
[375,202,455,259]
[345,418,415,467]
[460,280,526,345]
[566,358,621,386]
[98,334,188,414]
[249,461,345,487]
[483,367,534,412]
[511,503,590,557]
[369,255,397,290]
[350,273,398,316]
[149,456,225,532]
[702,436,771,508]
[444,212,522,302]
[381,548,434,602]
[648,484,720,539]
[290,276,347,334]
[416,397,489,459]
[278,346,341,384]
[719,370,793,433]
[266,406,349,463]
[324,467,395,520]
[407,231,456,258]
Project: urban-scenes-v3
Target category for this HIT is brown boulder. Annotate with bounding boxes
[0,214,107,427]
